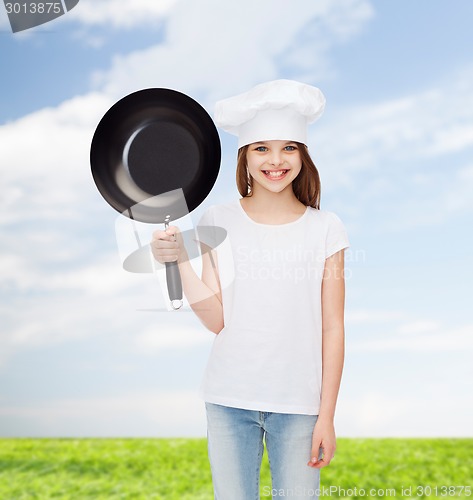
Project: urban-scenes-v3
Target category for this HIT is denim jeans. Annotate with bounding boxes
[205,402,321,499]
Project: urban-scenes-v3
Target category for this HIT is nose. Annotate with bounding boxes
[268,151,284,167]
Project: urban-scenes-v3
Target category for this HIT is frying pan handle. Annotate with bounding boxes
[165,261,183,310]
[164,216,183,310]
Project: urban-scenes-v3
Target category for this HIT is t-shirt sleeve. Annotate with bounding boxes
[197,205,214,227]
[325,212,350,259]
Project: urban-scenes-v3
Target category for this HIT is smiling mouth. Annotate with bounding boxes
[261,169,289,179]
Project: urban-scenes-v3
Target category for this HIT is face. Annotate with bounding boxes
[245,140,302,194]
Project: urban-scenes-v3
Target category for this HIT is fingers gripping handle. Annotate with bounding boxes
[165,216,183,310]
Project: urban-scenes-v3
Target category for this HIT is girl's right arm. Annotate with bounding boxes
[151,226,224,334]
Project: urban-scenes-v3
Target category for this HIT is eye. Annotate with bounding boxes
[255,146,268,152]
[284,145,297,151]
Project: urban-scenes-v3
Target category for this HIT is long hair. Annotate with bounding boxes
[236,142,321,209]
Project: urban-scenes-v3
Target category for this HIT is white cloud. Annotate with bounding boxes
[0,92,114,225]
[0,390,207,437]
[67,0,178,29]
[0,5,8,29]
[443,164,473,213]
[133,323,213,354]
[0,0,175,36]
[345,309,473,352]
[0,254,35,291]
[91,0,374,103]
[316,73,473,178]
[1,290,123,349]
[46,256,133,295]
[338,391,408,436]
[0,263,214,368]
[337,390,472,437]
[350,322,473,352]
[367,158,473,231]
[397,320,440,335]
[0,249,127,294]
[313,65,473,230]
[346,308,406,324]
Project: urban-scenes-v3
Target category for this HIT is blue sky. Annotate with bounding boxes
[1,0,472,438]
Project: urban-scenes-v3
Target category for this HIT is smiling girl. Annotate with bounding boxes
[151,80,349,499]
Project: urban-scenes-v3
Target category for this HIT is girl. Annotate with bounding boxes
[151,80,349,499]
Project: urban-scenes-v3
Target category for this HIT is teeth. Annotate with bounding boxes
[263,170,288,178]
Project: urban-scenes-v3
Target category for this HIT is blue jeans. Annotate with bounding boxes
[205,402,321,499]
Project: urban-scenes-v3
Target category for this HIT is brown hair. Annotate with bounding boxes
[236,142,321,209]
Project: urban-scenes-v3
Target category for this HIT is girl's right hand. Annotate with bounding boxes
[151,226,188,265]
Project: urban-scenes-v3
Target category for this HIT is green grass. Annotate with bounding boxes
[0,438,471,499]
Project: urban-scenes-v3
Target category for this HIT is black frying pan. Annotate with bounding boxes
[90,88,221,309]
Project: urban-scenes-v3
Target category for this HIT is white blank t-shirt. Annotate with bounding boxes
[197,199,349,415]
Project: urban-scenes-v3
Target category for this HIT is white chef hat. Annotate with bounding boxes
[214,79,326,148]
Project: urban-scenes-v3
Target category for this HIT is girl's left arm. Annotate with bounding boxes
[308,249,346,469]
